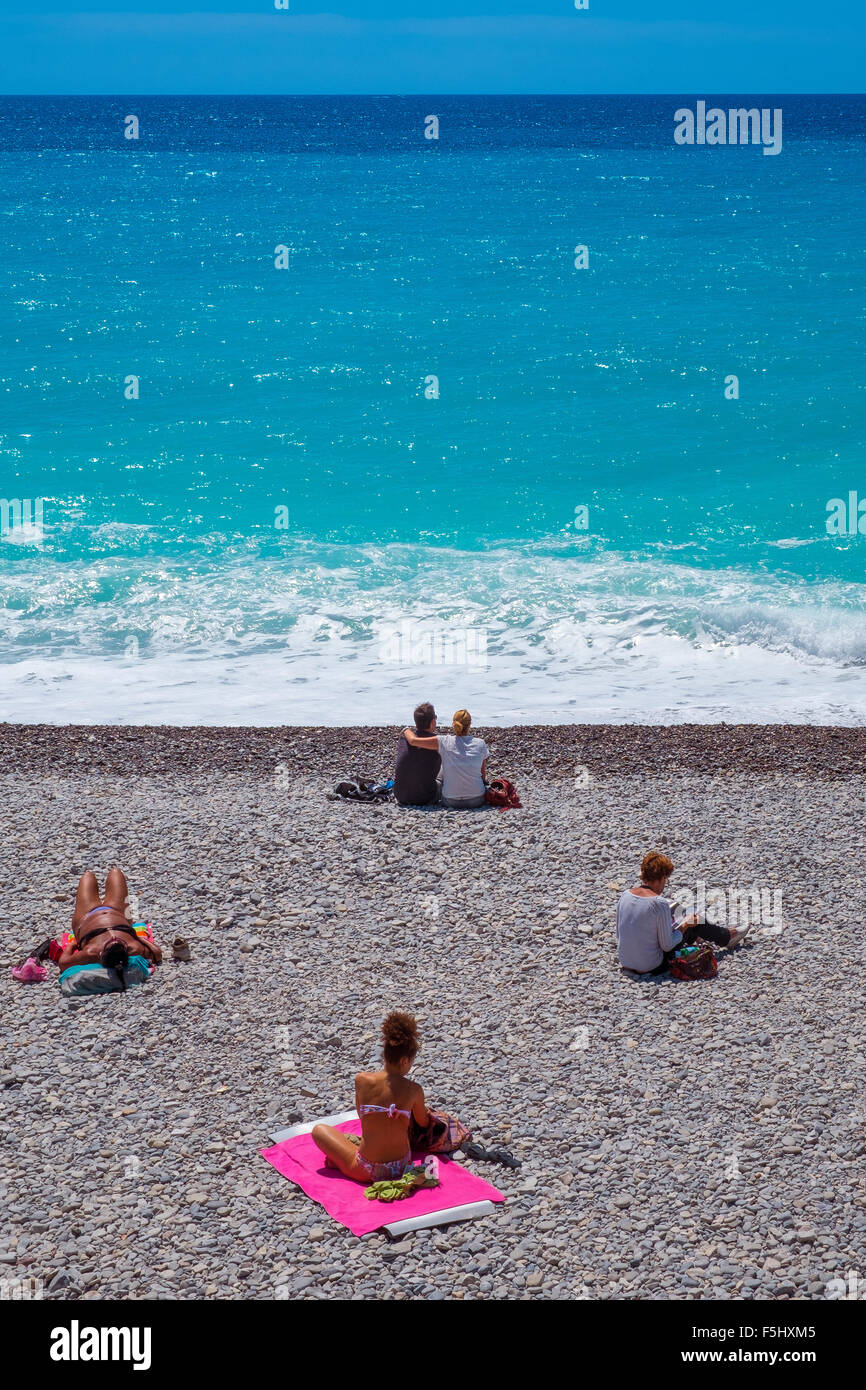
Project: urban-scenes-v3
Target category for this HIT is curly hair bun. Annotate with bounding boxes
[381,1010,419,1062]
[452,708,471,736]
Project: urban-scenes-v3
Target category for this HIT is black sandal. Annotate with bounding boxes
[460,1141,487,1161]
[459,1141,522,1169]
[486,1146,522,1169]
[19,937,53,967]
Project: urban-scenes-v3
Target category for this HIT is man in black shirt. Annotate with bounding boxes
[394,702,441,806]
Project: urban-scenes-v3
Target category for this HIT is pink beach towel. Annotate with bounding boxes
[261,1118,506,1237]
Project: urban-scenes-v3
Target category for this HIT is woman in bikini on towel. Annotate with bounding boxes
[58,868,162,974]
[312,1012,430,1184]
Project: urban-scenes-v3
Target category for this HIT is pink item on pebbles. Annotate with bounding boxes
[11,957,47,984]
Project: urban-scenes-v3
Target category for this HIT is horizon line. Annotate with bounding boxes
[1,90,863,98]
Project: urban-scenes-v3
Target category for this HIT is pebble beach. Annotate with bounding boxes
[1,723,864,1302]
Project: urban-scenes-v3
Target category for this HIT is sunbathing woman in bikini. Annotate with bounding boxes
[58,868,162,977]
[312,1012,430,1184]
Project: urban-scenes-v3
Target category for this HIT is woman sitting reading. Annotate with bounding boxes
[616,851,748,975]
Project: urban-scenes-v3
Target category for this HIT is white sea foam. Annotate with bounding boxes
[0,541,864,725]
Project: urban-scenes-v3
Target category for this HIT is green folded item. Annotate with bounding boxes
[364,1159,440,1203]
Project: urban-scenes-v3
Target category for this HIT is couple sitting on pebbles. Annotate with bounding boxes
[616,851,749,976]
[395,703,490,809]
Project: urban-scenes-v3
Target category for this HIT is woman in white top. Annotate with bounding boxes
[402,708,490,809]
[617,850,749,975]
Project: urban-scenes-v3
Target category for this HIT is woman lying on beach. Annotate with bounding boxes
[402,708,489,809]
[12,868,163,992]
[312,1012,431,1184]
[56,868,162,987]
[616,851,748,976]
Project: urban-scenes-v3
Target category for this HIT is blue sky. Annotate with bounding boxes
[0,2,862,94]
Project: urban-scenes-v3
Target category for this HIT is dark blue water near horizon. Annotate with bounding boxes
[1,94,864,150]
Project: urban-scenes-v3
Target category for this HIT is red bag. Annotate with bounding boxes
[485,777,521,810]
[669,943,718,980]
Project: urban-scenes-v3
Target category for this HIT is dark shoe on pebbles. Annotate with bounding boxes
[486,1146,521,1169]
[460,1142,487,1161]
[172,936,192,963]
[460,1141,521,1169]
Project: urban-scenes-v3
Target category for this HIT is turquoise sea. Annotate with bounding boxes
[1,96,865,724]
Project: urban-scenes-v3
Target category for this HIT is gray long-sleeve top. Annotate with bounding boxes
[616,890,683,972]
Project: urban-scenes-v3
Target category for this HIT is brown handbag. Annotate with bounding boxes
[408,1108,472,1154]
